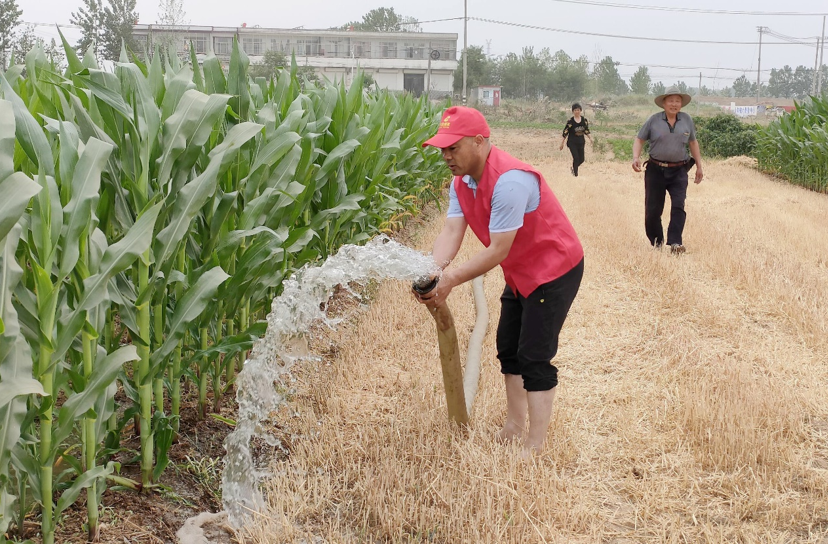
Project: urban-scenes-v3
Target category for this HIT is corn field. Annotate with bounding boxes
[756,96,828,192]
[0,35,447,543]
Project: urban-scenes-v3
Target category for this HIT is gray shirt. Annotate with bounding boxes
[637,111,697,162]
[447,169,541,233]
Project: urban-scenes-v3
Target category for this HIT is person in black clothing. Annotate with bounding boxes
[559,103,592,177]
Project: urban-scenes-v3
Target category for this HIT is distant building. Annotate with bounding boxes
[469,85,502,107]
[132,25,458,97]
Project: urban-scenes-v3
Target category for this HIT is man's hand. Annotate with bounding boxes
[694,165,704,184]
[632,157,642,172]
[559,142,564,151]
[412,271,455,309]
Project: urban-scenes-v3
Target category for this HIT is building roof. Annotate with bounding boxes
[132,24,457,40]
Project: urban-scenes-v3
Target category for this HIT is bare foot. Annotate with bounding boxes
[497,421,524,444]
[519,447,537,463]
[521,439,544,461]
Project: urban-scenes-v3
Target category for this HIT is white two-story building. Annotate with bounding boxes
[132,25,459,97]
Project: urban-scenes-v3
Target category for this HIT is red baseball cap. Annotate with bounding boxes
[422,106,491,148]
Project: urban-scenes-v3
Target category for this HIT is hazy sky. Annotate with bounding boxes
[17,0,828,89]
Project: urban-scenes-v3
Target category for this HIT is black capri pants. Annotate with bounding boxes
[496,258,584,391]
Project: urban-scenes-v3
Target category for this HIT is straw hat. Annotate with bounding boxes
[654,85,692,108]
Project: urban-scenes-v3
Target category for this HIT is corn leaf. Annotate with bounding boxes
[54,347,139,447]
[149,266,229,367]
[58,138,113,278]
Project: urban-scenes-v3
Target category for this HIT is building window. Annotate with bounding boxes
[134,34,148,50]
[404,42,426,59]
[380,41,397,58]
[186,35,207,54]
[483,90,490,98]
[353,41,370,58]
[242,37,263,55]
[214,37,232,55]
[281,39,292,54]
[431,40,455,61]
[295,39,320,56]
[325,39,343,57]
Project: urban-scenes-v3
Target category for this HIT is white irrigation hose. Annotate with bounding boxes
[463,276,488,415]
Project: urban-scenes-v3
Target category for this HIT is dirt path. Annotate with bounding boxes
[246,129,828,543]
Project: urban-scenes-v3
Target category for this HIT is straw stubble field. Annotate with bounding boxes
[242,129,828,543]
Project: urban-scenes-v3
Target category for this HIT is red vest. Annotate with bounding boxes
[455,146,583,296]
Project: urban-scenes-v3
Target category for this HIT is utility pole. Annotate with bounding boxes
[697,72,702,114]
[813,35,821,95]
[756,26,764,106]
[427,40,432,99]
[818,16,826,95]
[462,0,468,105]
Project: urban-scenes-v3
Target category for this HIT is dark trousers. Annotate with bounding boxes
[496,259,584,392]
[568,139,586,176]
[644,163,688,246]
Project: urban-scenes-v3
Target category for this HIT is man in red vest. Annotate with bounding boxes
[415,106,584,457]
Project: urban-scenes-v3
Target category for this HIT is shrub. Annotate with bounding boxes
[695,113,758,157]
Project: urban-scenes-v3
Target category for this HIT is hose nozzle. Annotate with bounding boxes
[413,275,439,295]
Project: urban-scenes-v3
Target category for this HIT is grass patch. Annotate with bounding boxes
[608,138,634,161]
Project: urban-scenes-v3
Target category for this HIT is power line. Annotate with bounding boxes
[547,0,828,16]
[470,17,814,45]
[403,16,466,25]
[764,28,822,46]
[611,61,771,72]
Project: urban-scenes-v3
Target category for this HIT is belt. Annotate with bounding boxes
[647,158,688,168]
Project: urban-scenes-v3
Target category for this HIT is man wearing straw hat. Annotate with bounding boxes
[632,85,704,254]
[414,106,584,457]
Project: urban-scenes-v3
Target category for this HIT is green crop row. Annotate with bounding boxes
[756,97,828,192]
[0,36,447,543]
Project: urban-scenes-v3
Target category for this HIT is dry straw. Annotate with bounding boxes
[241,132,828,543]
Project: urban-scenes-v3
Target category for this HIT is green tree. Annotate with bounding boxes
[791,65,813,99]
[545,50,589,101]
[102,0,138,59]
[767,65,794,98]
[341,7,417,32]
[732,75,755,97]
[0,0,23,68]
[154,0,187,57]
[593,56,627,95]
[9,22,34,61]
[453,45,493,93]
[71,0,138,61]
[651,81,666,96]
[496,47,548,99]
[249,49,287,79]
[363,72,375,89]
[629,65,651,95]
[71,0,106,58]
[673,81,690,94]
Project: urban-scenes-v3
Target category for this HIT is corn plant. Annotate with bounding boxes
[756,96,828,192]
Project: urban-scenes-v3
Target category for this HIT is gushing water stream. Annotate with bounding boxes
[220,236,438,528]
